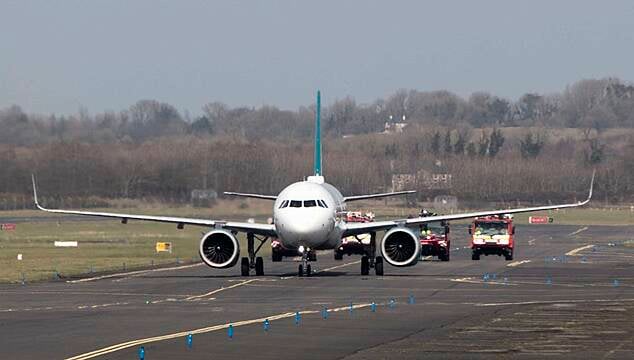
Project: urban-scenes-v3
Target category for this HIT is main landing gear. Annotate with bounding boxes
[241,233,268,276]
[361,232,384,276]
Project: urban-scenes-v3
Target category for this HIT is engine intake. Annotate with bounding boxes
[380,227,420,267]
[199,230,240,268]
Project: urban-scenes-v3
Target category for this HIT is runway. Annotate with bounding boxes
[1,224,632,359]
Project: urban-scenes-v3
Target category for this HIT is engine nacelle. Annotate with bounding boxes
[380,227,421,267]
[198,230,240,269]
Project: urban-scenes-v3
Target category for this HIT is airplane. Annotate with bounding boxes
[31,91,595,277]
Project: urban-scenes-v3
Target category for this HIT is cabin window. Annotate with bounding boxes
[279,200,289,209]
[290,200,302,208]
[304,200,317,207]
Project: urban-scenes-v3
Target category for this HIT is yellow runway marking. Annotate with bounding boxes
[65,302,373,360]
[567,226,589,237]
[184,279,256,301]
[506,260,531,267]
[318,260,361,273]
[566,244,594,256]
[67,263,203,283]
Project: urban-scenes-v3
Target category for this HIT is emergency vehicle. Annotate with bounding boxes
[419,220,450,261]
[469,214,515,260]
[334,211,375,260]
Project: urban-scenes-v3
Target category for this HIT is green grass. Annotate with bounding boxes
[0,219,271,283]
[0,205,632,283]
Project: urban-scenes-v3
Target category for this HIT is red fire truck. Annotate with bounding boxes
[334,211,375,260]
[469,214,515,261]
[419,221,450,261]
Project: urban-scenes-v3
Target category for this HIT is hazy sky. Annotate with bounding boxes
[1,0,634,115]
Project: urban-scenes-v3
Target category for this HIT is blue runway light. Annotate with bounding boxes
[408,294,415,304]
[264,319,270,331]
[295,311,301,325]
[349,302,354,315]
[138,346,145,360]
[371,302,376,312]
[186,333,192,349]
[322,307,328,319]
[228,324,234,339]
[546,276,552,285]
[613,279,620,287]
[389,298,395,309]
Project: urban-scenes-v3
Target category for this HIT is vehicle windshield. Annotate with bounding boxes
[474,221,508,235]
[422,222,445,234]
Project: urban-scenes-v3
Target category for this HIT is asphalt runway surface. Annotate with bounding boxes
[1,224,633,359]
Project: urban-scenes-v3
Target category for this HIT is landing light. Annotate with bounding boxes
[298,245,305,254]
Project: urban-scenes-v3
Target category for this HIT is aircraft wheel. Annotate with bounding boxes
[255,257,264,276]
[504,250,514,261]
[375,256,384,276]
[306,264,312,277]
[240,257,250,276]
[361,256,370,275]
[471,251,480,261]
[334,252,343,260]
[298,264,304,277]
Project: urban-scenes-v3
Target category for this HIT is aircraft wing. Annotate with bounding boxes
[32,176,277,237]
[343,190,416,202]
[342,171,594,237]
[223,192,277,200]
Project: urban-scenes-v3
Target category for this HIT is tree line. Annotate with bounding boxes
[0,78,633,209]
[2,78,634,146]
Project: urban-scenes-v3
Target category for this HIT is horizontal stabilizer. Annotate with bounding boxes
[343,190,416,202]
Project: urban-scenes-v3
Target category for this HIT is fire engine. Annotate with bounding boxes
[334,211,375,260]
[419,220,450,261]
[469,214,515,261]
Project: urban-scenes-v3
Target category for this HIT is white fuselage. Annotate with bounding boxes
[272,176,345,251]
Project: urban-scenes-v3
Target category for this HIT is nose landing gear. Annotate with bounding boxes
[241,233,268,276]
[298,249,314,277]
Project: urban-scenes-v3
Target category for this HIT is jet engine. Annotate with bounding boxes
[380,227,421,267]
[198,230,240,268]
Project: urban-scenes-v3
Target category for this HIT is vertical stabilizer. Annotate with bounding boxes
[314,90,322,176]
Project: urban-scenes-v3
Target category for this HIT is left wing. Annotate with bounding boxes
[32,176,276,237]
[342,171,594,237]
[343,190,416,202]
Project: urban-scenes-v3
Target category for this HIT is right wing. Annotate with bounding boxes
[223,192,277,201]
[32,176,276,237]
[342,171,594,237]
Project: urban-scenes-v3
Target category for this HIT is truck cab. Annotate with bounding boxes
[469,214,515,261]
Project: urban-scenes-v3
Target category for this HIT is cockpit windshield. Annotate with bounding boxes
[280,200,327,208]
[474,221,508,235]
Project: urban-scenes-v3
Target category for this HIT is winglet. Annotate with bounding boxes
[31,174,44,210]
[583,169,595,205]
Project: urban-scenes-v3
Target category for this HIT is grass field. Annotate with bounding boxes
[0,204,632,283]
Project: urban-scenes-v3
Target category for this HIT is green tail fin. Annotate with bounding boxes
[314,90,322,176]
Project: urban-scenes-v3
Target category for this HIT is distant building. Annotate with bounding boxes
[391,169,453,192]
[383,122,408,134]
